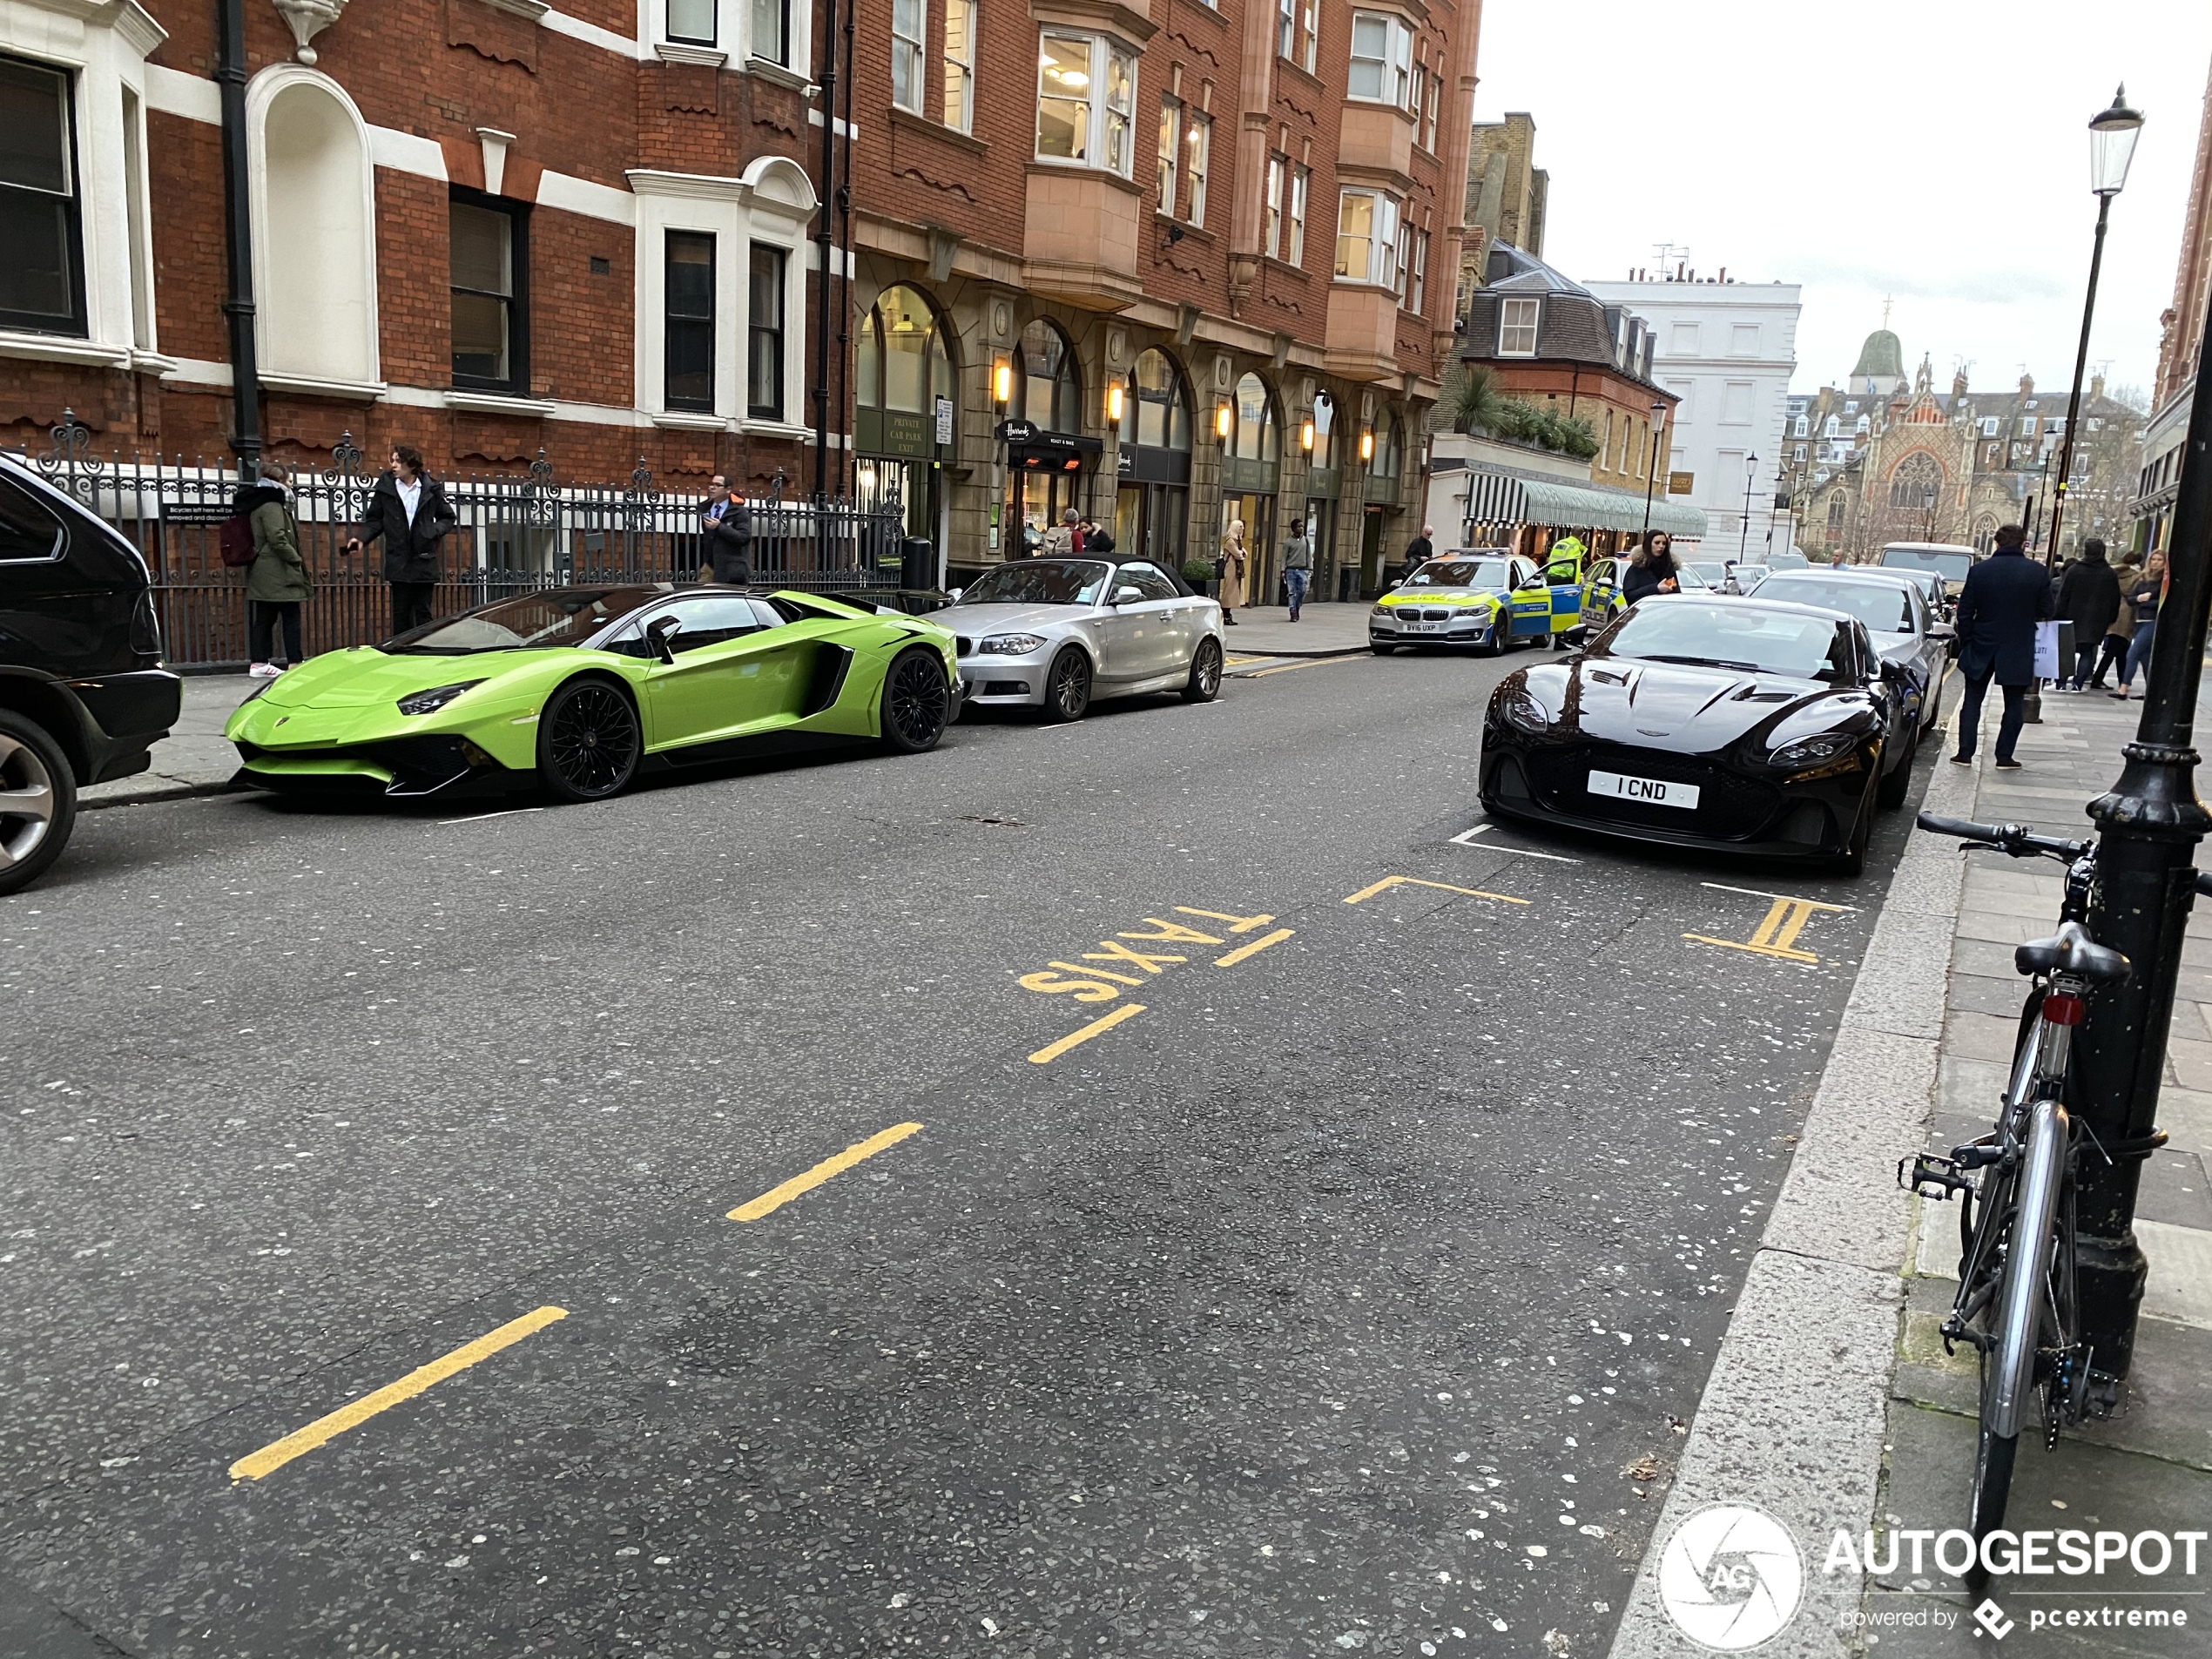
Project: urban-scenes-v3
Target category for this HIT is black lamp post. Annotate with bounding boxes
[2069,88,2209,1385]
[1640,398,1668,543]
[1737,451,1759,559]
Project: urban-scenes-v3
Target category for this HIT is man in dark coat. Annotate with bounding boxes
[2054,537,2121,691]
[1951,523,2052,769]
[705,486,752,584]
[345,444,456,636]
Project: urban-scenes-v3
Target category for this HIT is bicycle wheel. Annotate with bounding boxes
[1969,1097,2067,1557]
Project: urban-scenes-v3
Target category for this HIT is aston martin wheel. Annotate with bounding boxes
[537,676,641,803]
[880,646,951,753]
[1040,646,1092,723]
[1877,725,1917,810]
[0,709,74,898]
[1182,637,1223,703]
[1834,784,1875,877]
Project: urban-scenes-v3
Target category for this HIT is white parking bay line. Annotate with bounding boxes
[1701,880,1859,911]
[437,807,544,826]
[1449,824,1581,862]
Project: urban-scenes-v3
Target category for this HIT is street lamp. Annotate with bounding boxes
[1737,451,1759,559]
[1639,399,1668,544]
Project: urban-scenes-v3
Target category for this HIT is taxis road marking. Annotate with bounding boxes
[1176,907,1276,934]
[1448,824,1581,861]
[1029,1002,1147,1064]
[1343,874,1531,907]
[228,1306,568,1481]
[1214,927,1293,966]
[1684,889,1854,965]
[727,1122,924,1221]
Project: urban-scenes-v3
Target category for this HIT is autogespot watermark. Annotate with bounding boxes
[1653,1506,2206,1651]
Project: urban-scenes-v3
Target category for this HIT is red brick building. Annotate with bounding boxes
[0,0,1480,591]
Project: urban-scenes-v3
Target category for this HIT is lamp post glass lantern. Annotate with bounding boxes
[1738,452,1758,558]
[1640,399,1668,542]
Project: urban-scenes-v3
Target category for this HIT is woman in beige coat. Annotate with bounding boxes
[1217,518,1249,624]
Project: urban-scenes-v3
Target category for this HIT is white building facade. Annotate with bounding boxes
[1582,279,1801,557]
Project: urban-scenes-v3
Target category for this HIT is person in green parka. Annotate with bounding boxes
[240,458,312,677]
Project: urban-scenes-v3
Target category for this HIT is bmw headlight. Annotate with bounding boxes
[1499,687,1549,734]
[1769,732,1857,768]
[1370,604,1390,618]
[978,633,1046,656]
[396,680,484,717]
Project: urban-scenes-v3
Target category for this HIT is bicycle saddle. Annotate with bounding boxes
[2016,921,2131,984]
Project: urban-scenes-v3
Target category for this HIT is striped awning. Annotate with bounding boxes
[1456,466,1710,539]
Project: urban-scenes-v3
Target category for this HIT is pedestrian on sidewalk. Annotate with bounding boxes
[346,445,455,637]
[2056,536,2120,691]
[1622,529,1679,604]
[2089,553,2141,688]
[704,483,752,584]
[1217,517,1248,625]
[2110,550,2167,701]
[1043,509,1079,557]
[1079,516,1114,555]
[1951,523,2049,769]
[240,459,311,677]
[1401,523,1435,583]
[1281,517,1312,620]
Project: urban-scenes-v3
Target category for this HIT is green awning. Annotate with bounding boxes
[1457,464,1710,539]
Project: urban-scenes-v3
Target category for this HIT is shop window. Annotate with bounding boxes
[1119,347,1190,452]
[857,282,956,415]
[1347,11,1411,107]
[1229,373,1279,465]
[747,243,785,421]
[1015,317,1082,432]
[1309,389,1337,468]
[450,192,528,394]
[1372,408,1403,478]
[1036,30,1136,176]
[0,56,84,336]
[664,231,715,412]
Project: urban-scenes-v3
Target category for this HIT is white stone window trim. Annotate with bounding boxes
[1033,29,1139,179]
[1345,10,1411,109]
[639,0,809,79]
[0,0,166,355]
[245,64,382,389]
[1495,295,1539,356]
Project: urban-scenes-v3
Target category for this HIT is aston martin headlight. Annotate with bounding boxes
[977,633,1046,656]
[1499,687,1550,733]
[396,680,485,717]
[1769,732,1857,768]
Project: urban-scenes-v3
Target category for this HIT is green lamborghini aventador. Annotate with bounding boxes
[225,586,960,803]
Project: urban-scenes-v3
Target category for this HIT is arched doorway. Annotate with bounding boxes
[1004,318,1092,555]
[1304,390,1341,598]
[1224,371,1281,598]
[855,283,957,570]
[1115,347,1192,574]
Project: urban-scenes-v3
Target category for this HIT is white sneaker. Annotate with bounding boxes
[247,662,281,678]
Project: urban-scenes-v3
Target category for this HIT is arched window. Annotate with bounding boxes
[1230,372,1279,464]
[1119,347,1190,451]
[1888,452,1942,510]
[1015,317,1082,431]
[1826,496,1845,526]
[250,70,378,388]
[1310,389,1338,469]
[857,283,956,415]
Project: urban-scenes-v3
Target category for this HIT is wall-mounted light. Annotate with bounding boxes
[1359,428,1375,462]
[1107,383,1126,423]
[993,361,1013,404]
[1215,401,1234,441]
[1300,418,1316,453]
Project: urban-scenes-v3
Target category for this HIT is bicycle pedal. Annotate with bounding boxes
[1902,1153,1972,1198]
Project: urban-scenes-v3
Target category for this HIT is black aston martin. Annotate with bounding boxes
[1479,595,1914,874]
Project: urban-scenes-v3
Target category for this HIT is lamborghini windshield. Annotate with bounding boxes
[388,588,666,654]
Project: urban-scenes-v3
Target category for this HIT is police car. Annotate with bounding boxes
[1369,551,1572,655]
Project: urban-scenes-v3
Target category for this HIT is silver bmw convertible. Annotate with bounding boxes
[945,556,1226,721]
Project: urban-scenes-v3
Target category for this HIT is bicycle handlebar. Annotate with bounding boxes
[1917,812,2092,862]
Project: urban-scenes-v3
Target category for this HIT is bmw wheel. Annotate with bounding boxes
[1041,646,1092,723]
[537,677,641,803]
[1182,637,1223,703]
[0,709,75,898]
[881,646,951,753]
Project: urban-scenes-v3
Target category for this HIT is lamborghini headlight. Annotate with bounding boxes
[1769,732,1857,768]
[978,633,1046,656]
[396,680,485,717]
[1499,687,1549,733]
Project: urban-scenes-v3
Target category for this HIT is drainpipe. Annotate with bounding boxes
[810,0,837,502]
[215,0,262,477]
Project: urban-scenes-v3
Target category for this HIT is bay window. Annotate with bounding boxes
[1182,111,1209,226]
[892,0,926,111]
[1333,187,1399,287]
[1036,32,1136,176]
[664,231,715,412]
[747,243,785,421]
[752,0,789,64]
[667,0,715,44]
[1264,155,1284,259]
[1347,11,1411,107]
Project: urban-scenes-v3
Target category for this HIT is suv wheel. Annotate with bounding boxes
[0,709,76,896]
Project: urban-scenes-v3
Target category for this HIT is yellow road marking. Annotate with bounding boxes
[727,1122,924,1221]
[228,1306,568,1482]
[1699,880,1859,912]
[1343,875,1530,907]
[1248,654,1359,678]
[1176,907,1276,933]
[1683,887,1854,964]
[1028,1002,1146,1064]
[1050,959,1142,986]
[1213,927,1293,966]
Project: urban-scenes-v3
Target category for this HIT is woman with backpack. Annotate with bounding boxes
[240,459,312,677]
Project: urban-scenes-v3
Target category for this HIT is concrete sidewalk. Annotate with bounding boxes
[1217,601,1372,660]
[80,674,255,810]
[1610,678,2212,1658]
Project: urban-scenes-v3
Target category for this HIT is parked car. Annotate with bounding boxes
[1368,551,1559,654]
[1747,566,1952,753]
[944,556,1224,721]
[0,454,181,894]
[1877,541,1980,605]
[226,586,958,802]
[1480,594,1914,875]
[1728,563,1772,596]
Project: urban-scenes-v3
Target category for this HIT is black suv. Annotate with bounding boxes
[0,453,181,894]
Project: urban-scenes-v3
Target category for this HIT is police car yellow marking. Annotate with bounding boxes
[1342,875,1530,907]
[1683,889,1853,965]
[1214,927,1293,967]
[1029,1003,1147,1064]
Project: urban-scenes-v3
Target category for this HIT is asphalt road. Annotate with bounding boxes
[1,644,1935,1659]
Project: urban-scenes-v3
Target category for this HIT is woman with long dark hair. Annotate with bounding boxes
[1622,529,1680,606]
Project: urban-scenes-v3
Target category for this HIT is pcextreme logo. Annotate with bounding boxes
[1656,1505,1805,1651]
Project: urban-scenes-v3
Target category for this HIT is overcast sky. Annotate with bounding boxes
[1469,0,2212,404]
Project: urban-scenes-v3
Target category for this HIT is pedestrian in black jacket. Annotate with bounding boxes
[1951,524,2051,768]
[345,445,456,636]
[2054,537,2120,691]
[1622,529,1679,605]
[705,486,752,584]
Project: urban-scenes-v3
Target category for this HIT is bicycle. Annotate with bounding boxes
[1900,813,2137,1566]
